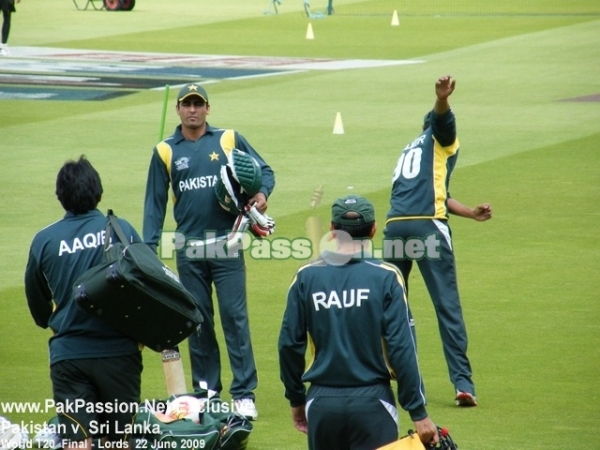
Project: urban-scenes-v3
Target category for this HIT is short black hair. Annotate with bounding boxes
[55,155,103,214]
[331,211,375,238]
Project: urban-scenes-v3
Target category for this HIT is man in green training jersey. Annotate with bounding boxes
[384,75,492,407]
[25,156,143,450]
[278,194,439,450]
[143,83,275,420]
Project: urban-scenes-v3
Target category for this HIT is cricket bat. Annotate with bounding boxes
[161,347,188,396]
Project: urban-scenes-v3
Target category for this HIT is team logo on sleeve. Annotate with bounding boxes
[174,157,190,171]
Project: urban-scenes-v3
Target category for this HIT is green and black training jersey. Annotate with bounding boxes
[278,252,427,420]
[24,209,142,365]
[143,124,275,249]
[387,109,459,222]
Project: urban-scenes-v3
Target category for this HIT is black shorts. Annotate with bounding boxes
[306,384,399,450]
[50,353,142,443]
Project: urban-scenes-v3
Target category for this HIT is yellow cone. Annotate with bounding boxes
[306,23,315,40]
[391,10,399,26]
[333,112,344,134]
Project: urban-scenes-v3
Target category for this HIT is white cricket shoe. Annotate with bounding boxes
[234,398,258,420]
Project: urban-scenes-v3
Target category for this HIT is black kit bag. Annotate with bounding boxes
[73,210,203,352]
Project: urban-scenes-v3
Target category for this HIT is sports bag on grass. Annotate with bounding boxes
[133,391,252,450]
[73,210,203,352]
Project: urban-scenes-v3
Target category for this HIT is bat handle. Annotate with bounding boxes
[162,347,188,396]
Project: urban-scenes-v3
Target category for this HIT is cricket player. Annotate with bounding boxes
[278,194,439,450]
[384,75,492,407]
[143,83,275,420]
[24,156,143,450]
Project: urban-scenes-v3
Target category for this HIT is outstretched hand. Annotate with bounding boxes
[435,75,456,102]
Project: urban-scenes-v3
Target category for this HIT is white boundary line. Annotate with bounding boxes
[3,46,425,71]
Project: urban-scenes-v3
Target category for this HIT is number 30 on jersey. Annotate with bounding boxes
[392,147,422,182]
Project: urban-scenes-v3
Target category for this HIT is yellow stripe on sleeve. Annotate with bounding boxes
[156,142,175,203]
[220,129,236,158]
[432,137,459,218]
[156,142,173,177]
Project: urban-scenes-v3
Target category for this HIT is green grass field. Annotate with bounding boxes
[1,0,599,448]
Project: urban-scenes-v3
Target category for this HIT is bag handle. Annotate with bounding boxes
[105,209,131,250]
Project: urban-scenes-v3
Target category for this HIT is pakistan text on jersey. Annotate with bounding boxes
[178,175,219,191]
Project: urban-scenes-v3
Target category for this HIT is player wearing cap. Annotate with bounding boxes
[384,75,492,407]
[143,83,275,420]
[278,194,439,450]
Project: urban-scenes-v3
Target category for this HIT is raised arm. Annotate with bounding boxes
[433,75,456,115]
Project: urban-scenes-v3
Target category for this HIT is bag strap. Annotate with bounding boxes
[106,209,131,247]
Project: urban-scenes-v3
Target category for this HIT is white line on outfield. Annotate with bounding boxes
[3,46,425,71]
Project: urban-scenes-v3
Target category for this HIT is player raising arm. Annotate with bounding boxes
[384,75,492,407]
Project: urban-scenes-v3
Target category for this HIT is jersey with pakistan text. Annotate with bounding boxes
[143,124,275,249]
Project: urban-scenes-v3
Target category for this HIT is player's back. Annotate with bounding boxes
[387,110,459,220]
[297,256,405,387]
